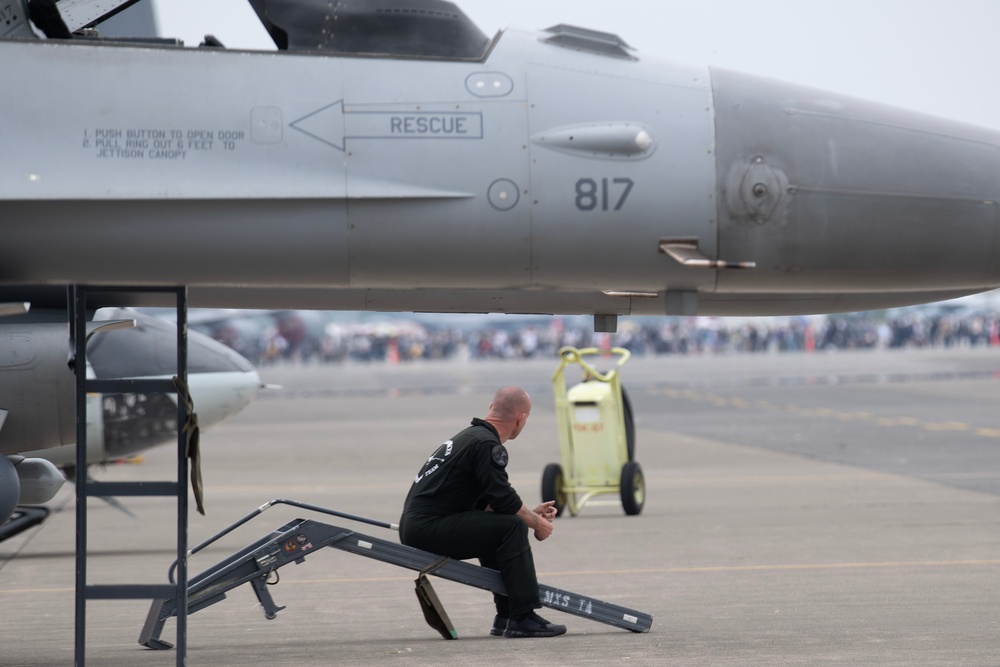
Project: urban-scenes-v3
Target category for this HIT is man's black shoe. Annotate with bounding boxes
[489,614,508,636]
[503,612,567,638]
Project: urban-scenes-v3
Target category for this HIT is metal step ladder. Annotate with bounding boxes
[138,499,653,649]
[70,285,194,667]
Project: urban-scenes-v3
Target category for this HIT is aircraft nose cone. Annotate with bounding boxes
[711,67,1000,295]
[184,367,262,430]
[90,309,262,459]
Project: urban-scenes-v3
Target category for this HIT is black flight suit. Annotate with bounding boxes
[399,418,540,618]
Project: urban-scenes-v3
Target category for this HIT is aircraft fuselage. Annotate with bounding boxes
[2,25,999,315]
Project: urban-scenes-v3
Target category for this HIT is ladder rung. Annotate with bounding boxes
[85,378,177,394]
[86,481,180,497]
[86,584,177,600]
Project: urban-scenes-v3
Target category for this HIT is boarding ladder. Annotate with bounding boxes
[70,285,195,667]
[138,499,653,648]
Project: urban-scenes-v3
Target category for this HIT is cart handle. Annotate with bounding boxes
[552,346,631,382]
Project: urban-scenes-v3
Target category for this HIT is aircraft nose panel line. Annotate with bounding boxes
[784,106,1000,156]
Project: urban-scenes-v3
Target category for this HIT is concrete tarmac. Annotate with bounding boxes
[3,347,1000,666]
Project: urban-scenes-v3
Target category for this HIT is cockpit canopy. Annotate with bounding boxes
[247,0,493,59]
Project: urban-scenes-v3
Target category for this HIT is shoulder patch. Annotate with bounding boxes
[491,444,509,469]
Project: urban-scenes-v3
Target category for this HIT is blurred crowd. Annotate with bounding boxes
[187,301,1000,365]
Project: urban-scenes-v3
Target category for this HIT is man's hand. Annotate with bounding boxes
[517,503,555,541]
[532,513,554,541]
[533,500,557,522]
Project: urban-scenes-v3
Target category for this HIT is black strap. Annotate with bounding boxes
[415,555,457,639]
[173,376,205,516]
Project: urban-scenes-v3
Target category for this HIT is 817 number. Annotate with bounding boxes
[575,177,635,211]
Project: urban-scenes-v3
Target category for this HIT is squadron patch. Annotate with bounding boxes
[491,444,509,469]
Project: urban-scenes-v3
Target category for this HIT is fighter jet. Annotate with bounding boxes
[10,0,1000,523]
[0,307,261,534]
[2,0,998,515]
[2,0,999,502]
[2,0,998,330]
[6,1,1000,660]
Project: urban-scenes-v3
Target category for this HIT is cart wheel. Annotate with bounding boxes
[622,385,636,461]
[541,463,566,517]
[620,460,645,516]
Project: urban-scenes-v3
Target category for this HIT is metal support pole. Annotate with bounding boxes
[174,287,189,665]
[73,286,87,667]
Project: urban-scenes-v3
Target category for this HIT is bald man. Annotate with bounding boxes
[399,386,566,638]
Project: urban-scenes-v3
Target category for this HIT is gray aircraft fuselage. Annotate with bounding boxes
[2,13,999,316]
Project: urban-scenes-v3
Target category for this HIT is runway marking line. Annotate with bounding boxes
[666,390,998,438]
[660,472,898,485]
[924,471,1000,480]
[4,560,1000,594]
[541,559,1000,576]
[243,558,1000,582]
[924,422,970,432]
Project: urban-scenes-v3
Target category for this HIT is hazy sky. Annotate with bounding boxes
[152,0,1000,131]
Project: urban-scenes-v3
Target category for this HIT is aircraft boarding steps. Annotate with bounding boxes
[139,500,652,649]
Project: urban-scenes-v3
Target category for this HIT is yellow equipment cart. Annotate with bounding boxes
[542,346,644,516]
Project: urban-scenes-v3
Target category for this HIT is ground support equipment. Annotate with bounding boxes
[138,500,652,648]
[545,346,645,516]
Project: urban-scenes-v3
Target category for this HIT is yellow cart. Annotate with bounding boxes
[542,346,644,516]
